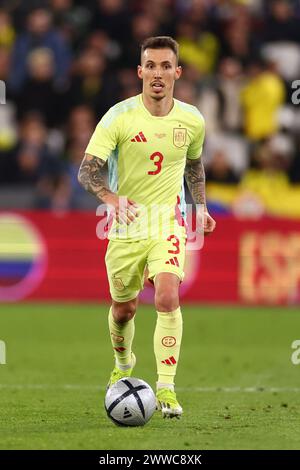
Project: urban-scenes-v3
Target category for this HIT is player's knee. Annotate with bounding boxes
[155,289,179,312]
[112,299,137,323]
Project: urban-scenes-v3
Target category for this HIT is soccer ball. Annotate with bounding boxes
[105,377,156,426]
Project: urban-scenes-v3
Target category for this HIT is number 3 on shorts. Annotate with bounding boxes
[167,234,180,254]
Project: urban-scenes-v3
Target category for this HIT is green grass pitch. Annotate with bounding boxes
[0,304,300,450]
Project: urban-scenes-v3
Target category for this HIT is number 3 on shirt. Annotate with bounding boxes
[148,151,164,175]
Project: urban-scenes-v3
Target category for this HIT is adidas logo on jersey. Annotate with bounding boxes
[161,356,177,366]
[165,257,179,267]
[131,131,147,142]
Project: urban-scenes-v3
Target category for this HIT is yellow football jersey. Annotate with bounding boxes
[85,94,205,240]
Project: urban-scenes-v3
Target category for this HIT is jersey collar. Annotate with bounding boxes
[139,94,177,119]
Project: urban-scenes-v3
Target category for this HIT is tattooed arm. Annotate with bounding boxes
[78,153,112,202]
[184,157,207,208]
[185,157,216,234]
[78,153,138,224]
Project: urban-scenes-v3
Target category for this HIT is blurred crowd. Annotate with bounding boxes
[1,0,300,216]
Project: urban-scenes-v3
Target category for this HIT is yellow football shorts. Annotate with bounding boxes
[105,230,186,302]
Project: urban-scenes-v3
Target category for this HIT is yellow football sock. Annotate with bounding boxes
[108,306,135,368]
[154,307,183,385]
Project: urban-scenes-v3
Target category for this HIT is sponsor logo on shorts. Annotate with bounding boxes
[165,256,179,266]
[162,336,176,347]
[111,333,124,343]
[112,277,125,291]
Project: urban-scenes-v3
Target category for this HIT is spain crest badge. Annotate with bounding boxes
[173,128,187,148]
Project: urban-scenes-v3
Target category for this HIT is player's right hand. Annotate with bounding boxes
[102,193,139,225]
[195,207,216,236]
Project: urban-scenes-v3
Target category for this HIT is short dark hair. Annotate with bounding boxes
[141,36,179,62]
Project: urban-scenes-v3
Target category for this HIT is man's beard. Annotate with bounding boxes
[150,92,165,101]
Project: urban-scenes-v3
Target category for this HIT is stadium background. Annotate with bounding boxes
[1,0,300,451]
[0,0,300,304]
